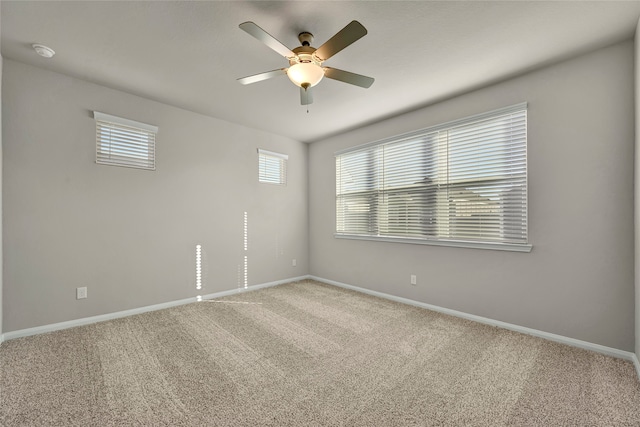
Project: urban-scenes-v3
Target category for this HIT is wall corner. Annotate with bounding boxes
[634,16,640,359]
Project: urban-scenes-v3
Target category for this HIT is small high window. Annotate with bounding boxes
[258,149,287,185]
[94,112,157,170]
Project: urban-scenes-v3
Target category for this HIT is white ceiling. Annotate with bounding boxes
[3,1,640,143]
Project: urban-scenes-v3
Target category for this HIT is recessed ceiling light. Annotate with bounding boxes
[32,44,55,58]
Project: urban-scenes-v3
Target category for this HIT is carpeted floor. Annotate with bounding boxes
[1,280,640,426]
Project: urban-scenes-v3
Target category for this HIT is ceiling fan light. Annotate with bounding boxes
[287,63,324,88]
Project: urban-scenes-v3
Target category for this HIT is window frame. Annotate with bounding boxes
[334,103,531,253]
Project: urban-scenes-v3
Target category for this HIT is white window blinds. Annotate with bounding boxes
[335,103,529,251]
[94,112,157,170]
[258,149,288,185]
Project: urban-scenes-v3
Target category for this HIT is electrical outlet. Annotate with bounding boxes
[410,275,417,286]
[292,259,297,267]
[76,287,87,299]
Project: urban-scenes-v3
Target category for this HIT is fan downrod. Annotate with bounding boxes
[298,32,314,47]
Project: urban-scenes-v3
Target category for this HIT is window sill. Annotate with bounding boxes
[334,234,532,253]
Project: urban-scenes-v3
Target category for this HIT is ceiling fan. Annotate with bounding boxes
[237,20,374,105]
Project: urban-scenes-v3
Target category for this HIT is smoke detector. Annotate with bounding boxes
[32,44,55,58]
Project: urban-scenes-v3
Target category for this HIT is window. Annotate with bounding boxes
[94,112,157,170]
[258,149,287,185]
[335,103,529,252]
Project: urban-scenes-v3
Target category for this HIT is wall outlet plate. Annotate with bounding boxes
[76,287,87,299]
[410,275,417,285]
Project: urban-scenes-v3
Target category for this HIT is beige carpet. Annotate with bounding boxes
[1,280,640,426]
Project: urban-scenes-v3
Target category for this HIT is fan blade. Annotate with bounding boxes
[300,87,313,105]
[237,69,287,85]
[314,21,367,61]
[239,22,295,58]
[324,67,374,88]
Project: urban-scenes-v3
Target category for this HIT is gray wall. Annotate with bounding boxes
[2,60,308,332]
[309,41,635,351]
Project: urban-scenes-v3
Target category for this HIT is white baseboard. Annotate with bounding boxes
[0,275,310,342]
[632,353,640,381]
[309,275,639,365]
[3,273,639,381]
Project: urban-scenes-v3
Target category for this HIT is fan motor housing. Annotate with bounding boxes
[290,46,322,67]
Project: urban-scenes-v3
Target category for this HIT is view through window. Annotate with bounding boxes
[335,104,528,250]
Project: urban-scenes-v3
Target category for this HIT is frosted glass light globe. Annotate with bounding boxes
[287,63,324,88]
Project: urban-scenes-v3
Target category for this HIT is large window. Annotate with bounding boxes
[94,112,157,171]
[335,103,530,252]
